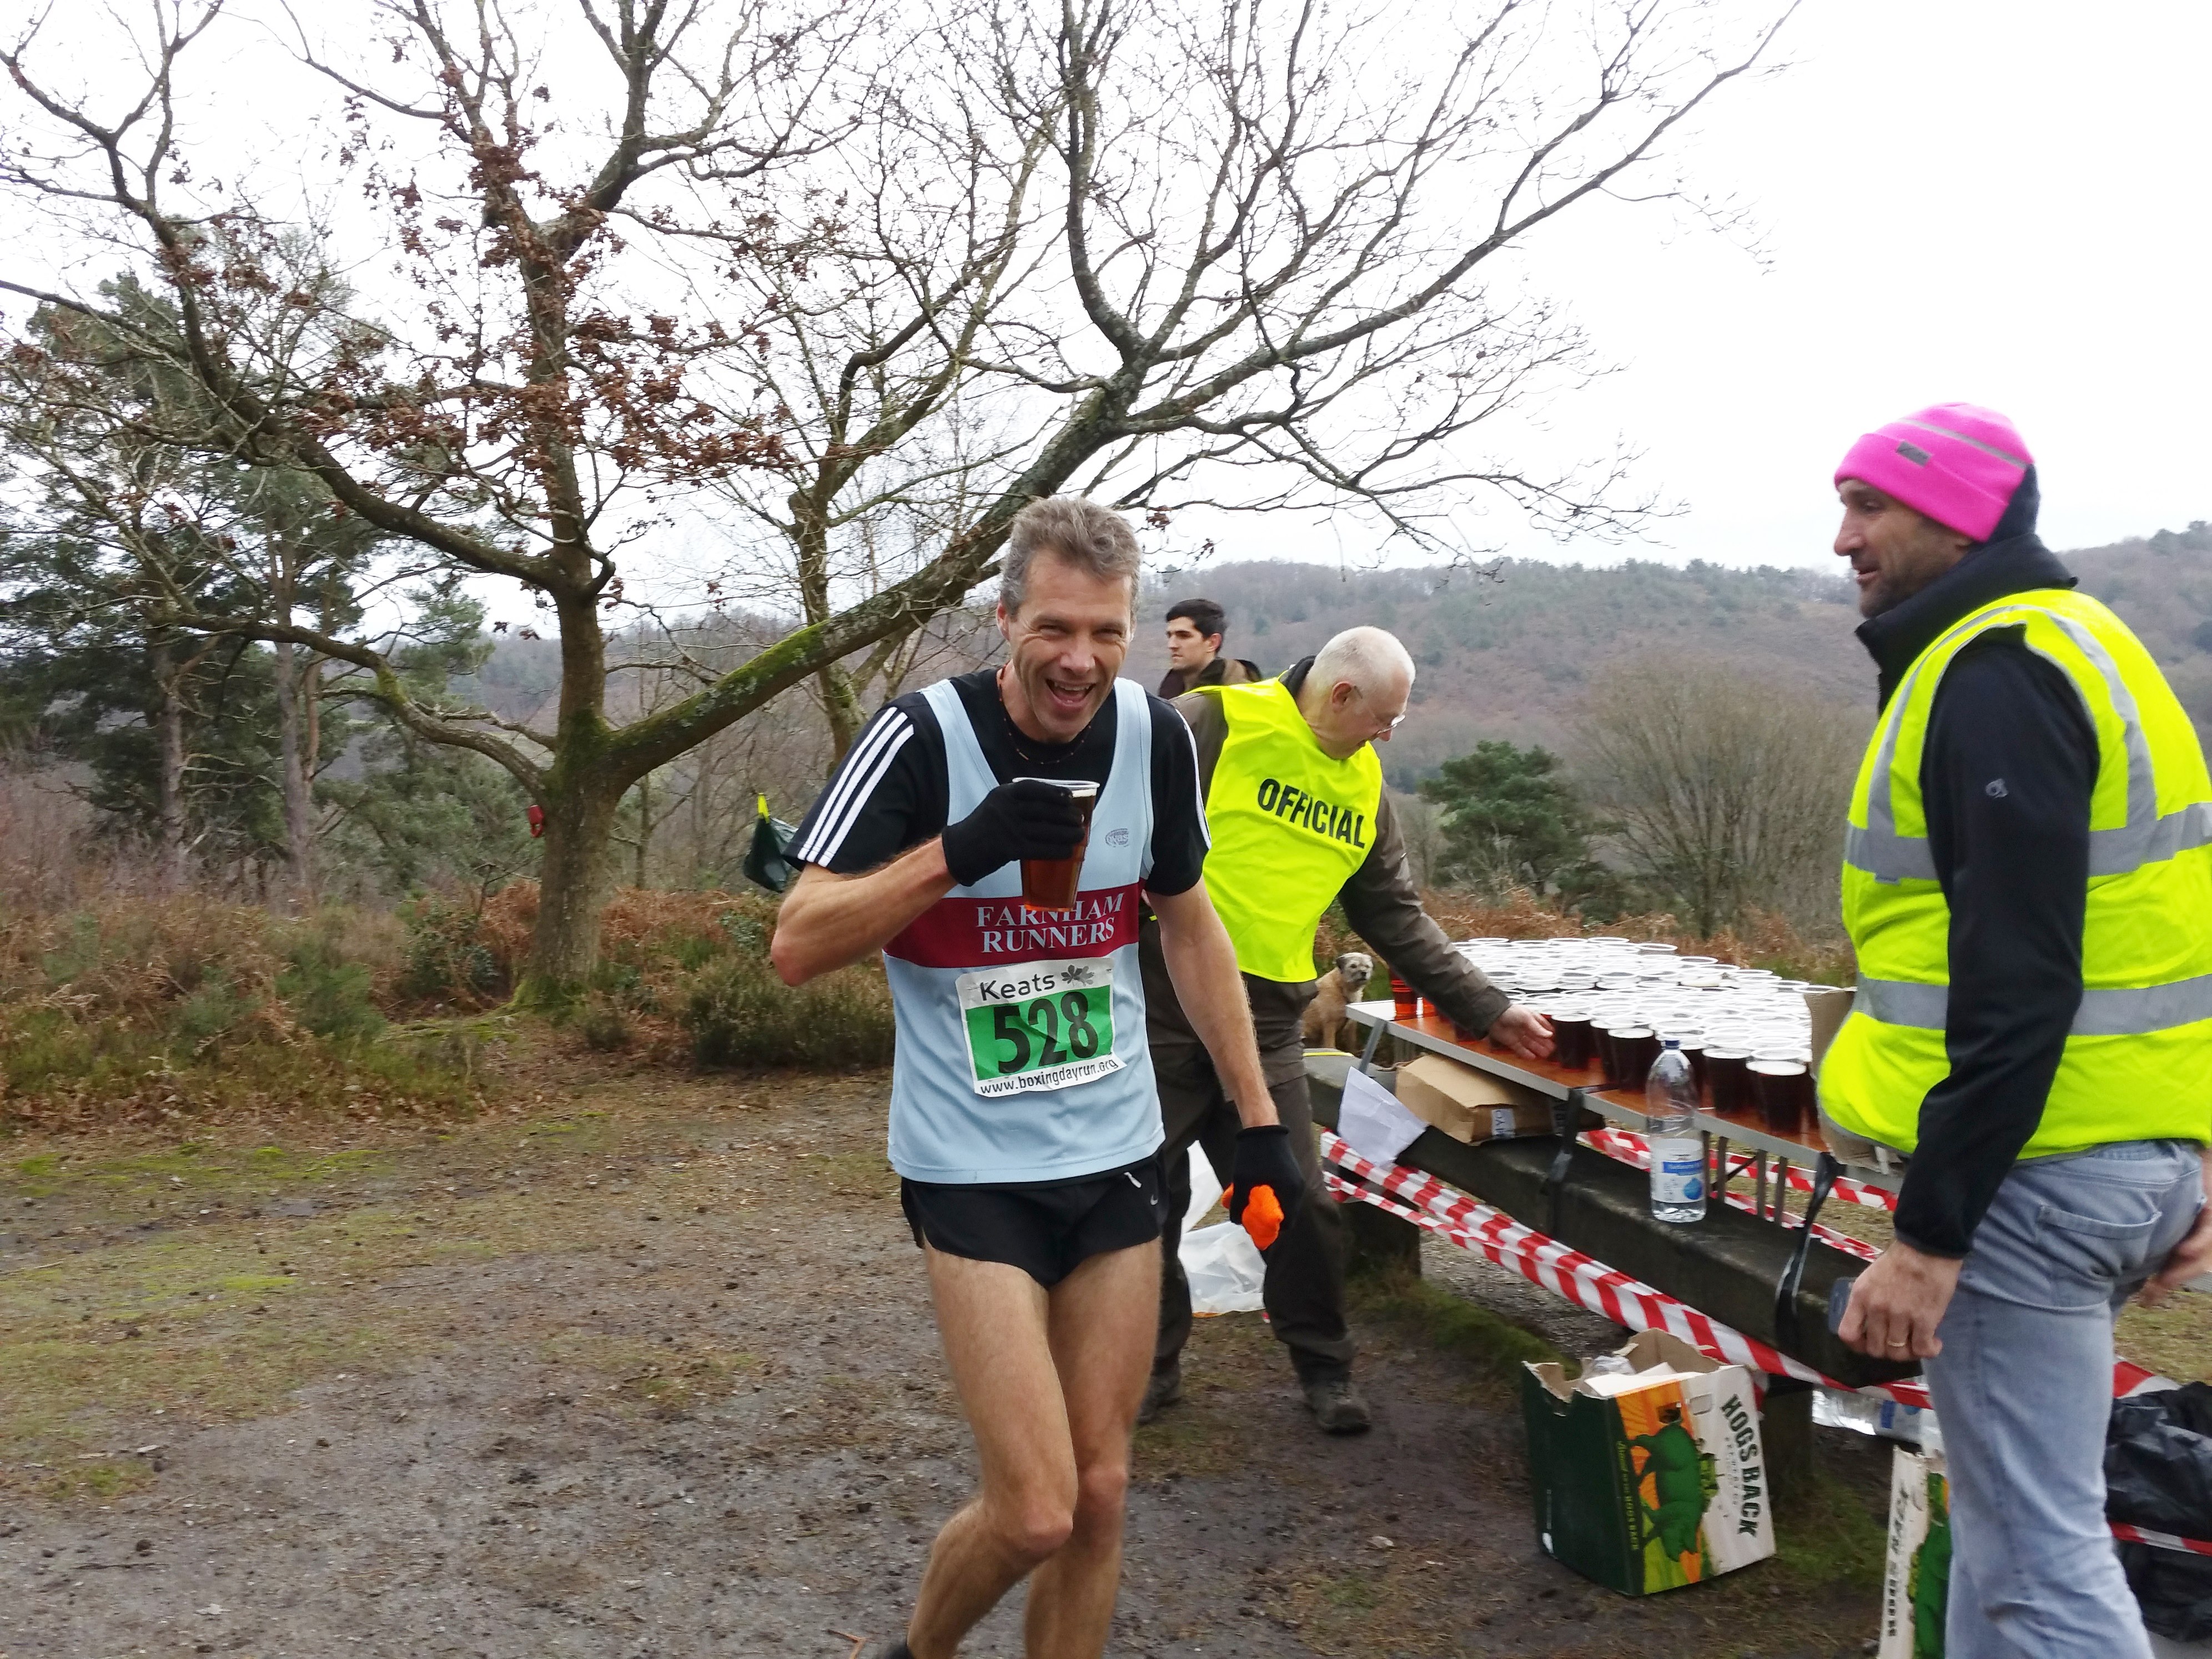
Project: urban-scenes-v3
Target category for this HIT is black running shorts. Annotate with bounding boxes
[899,1157,1167,1288]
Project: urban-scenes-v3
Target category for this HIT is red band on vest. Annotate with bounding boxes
[887,882,1144,968]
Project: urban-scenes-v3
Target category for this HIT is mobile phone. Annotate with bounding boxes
[1827,1274,1859,1335]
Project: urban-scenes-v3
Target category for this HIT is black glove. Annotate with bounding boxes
[1228,1124,1306,1255]
[941,777,1086,887]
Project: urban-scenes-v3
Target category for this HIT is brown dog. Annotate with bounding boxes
[1300,950,1377,1051]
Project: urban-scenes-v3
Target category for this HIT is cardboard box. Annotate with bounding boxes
[1878,1446,1950,1658]
[1522,1330,1776,1595]
[1395,1053,1553,1144]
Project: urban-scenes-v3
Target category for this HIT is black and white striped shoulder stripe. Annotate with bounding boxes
[793,705,917,867]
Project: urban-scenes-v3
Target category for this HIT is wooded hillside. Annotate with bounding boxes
[1123,522,2212,789]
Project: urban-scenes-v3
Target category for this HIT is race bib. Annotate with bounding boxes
[956,959,1122,1097]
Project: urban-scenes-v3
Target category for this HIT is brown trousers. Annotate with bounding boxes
[1141,934,1354,1382]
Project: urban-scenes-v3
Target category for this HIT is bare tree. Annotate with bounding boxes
[1573,654,1867,935]
[1,0,1798,997]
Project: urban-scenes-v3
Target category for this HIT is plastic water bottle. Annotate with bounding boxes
[1646,1039,1706,1224]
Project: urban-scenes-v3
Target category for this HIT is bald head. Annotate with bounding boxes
[1300,626,1415,759]
[1312,627,1415,696]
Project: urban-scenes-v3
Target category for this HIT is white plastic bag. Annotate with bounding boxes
[1178,1144,1266,1315]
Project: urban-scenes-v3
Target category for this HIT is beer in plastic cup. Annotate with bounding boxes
[1748,1059,1814,1137]
[1551,1013,1595,1069]
[1013,777,1098,912]
[1705,1048,1752,1117]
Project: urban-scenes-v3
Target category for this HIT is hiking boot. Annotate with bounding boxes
[1301,1373,1372,1434]
[1137,1361,1183,1425]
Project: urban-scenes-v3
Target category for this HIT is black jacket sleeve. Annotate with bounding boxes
[1894,633,2097,1258]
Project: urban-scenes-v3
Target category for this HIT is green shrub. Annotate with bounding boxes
[397,896,504,1004]
[0,897,478,1126]
[277,936,386,1043]
[681,953,896,1070]
[668,931,722,972]
[579,996,631,1052]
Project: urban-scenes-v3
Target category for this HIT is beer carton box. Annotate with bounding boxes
[1877,1445,1950,1659]
[1394,1053,1554,1144]
[1521,1330,1776,1595]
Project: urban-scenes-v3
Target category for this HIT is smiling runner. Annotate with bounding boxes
[771,495,1296,1659]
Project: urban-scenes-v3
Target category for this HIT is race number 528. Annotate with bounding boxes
[956,961,1123,1097]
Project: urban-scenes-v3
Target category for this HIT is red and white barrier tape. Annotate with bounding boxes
[1584,1127,1897,1213]
[2110,1522,2212,1560]
[1318,1128,1884,1400]
[1318,1127,2209,1556]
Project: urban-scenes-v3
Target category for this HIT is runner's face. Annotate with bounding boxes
[1164,618,1220,672]
[998,551,1133,743]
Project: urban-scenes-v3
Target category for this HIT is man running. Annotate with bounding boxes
[772,495,1299,1659]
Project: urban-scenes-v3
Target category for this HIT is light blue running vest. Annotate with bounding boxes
[882,677,1164,1183]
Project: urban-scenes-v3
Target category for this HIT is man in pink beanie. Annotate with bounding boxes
[1824,405,2212,1657]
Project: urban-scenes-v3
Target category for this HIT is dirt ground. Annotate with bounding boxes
[0,1044,2020,1659]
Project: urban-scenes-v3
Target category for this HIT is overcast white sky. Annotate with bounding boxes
[1459,0,2212,573]
[8,0,2205,597]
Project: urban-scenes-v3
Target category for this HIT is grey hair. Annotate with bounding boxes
[1000,496,1142,615]
[1311,625,1416,694]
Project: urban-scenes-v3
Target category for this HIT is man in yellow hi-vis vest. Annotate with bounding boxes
[1821,404,2212,1658]
[1138,626,1556,1434]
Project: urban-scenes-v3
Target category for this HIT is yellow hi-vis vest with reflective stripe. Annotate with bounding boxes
[1192,679,1384,984]
[1819,587,2212,1157]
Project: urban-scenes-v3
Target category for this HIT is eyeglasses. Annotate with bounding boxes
[1350,684,1407,736]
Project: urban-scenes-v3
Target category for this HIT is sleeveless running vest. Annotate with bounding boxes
[1189,679,1384,983]
[881,678,1163,1183]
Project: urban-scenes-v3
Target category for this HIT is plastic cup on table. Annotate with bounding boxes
[1705,1048,1753,1117]
[1610,1025,1658,1089]
[1748,1059,1815,1137]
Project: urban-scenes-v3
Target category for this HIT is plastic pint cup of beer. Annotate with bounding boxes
[1013,778,1099,912]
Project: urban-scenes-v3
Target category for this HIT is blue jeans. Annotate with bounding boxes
[1924,1139,2205,1659]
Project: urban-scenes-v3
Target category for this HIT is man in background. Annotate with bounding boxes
[1141,626,1554,1433]
[1158,597,1263,697]
[1821,404,2212,1658]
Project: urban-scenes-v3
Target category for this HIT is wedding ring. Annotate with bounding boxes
[1884,1340,1910,1348]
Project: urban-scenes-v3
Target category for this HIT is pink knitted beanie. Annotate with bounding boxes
[1833,404,2033,541]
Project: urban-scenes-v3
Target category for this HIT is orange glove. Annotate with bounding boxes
[1224,1124,1304,1255]
[1223,1183,1286,1253]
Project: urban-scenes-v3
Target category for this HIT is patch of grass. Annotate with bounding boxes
[39,1459,156,1502]
[12,1142,391,1204]
[0,1223,448,1481]
[536,1331,764,1421]
[1349,1269,1561,1382]
[797,1149,897,1200]
[1321,1571,1383,1610]
[1771,1466,1890,1596]
[2116,1291,2212,1384]
[218,1273,299,1295]
[1132,1408,1248,1479]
